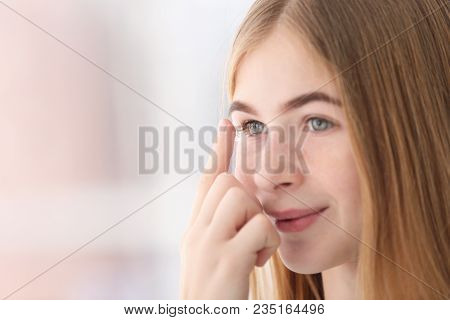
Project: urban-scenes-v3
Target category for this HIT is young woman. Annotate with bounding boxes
[180,0,449,299]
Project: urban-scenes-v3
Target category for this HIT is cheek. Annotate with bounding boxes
[235,138,265,164]
[303,135,361,209]
[234,146,258,192]
[234,168,259,201]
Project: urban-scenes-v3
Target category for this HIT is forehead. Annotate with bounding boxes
[233,26,339,113]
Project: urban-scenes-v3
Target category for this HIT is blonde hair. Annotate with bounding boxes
[225,0,449,299]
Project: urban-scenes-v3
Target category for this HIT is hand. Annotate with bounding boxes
[179,118,280,299]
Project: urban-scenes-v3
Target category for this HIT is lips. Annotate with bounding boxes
[267,207,328,222]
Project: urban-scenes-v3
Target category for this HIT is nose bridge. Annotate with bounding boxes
[266,125,290,168]
[256,123,303,190]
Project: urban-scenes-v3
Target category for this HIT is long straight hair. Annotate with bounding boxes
[225,0,449,299]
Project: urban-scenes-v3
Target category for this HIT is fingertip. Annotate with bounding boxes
[218,118,235,137]
[218,117,231,126]
[217,118,235,160]
[218,117,231,129]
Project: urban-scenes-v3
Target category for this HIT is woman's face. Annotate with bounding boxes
[230,26,362,274]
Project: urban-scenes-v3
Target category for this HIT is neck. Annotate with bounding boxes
[321,261,358,299]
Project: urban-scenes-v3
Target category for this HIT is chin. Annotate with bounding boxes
[279,256,323,274]
[277,241,336,274]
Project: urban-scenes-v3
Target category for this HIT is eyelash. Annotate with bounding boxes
[237,117,335,137]
[238,119,266,137]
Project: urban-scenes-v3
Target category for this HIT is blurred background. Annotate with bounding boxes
[0,0,253,299]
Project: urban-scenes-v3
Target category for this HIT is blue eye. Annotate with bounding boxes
[306,117,334,132]
[239,119,266,136]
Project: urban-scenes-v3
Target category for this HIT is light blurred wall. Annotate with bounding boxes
[0,0,253,299]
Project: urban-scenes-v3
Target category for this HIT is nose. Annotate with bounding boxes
[254,127,305,192]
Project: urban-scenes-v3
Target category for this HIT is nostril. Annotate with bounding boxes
[278,182,292,188]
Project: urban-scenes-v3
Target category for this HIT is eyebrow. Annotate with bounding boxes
[228,91,342,117]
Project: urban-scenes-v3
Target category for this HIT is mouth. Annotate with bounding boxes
[280,211,319,221]
[267,207,328,233]
[267,206,328,222]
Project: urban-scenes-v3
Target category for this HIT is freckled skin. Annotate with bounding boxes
[231,26,362,274]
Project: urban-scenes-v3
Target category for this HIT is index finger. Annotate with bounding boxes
[189,118,235,225]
